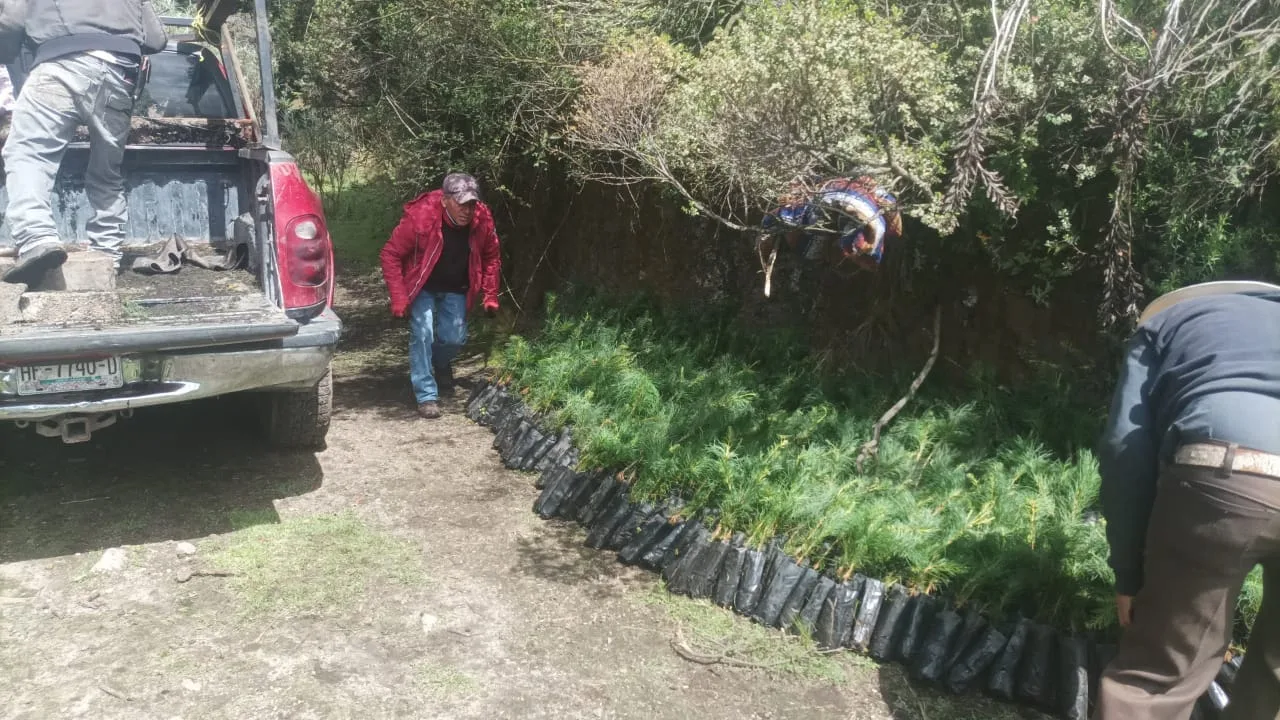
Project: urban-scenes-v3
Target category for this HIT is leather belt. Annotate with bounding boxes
[1174,443,1280,480]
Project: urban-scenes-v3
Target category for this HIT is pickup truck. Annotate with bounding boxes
[0,8,340,449]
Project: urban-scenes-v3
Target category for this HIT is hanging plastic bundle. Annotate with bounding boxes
[760,178,823,262]
[812,176,903,269]
[757,175,903,296]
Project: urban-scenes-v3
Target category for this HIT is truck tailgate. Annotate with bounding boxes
[0,307,298,364]
[0,251,297,364]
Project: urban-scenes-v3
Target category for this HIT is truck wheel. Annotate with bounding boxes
[263,365,333,450]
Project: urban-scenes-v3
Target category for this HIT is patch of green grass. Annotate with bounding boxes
[323,176,403,271]
[228,508,279,530]
[644,588,1042,719]
[642,584,854,683]
[120,299,148,321]
[210,512,424,618]
[411,660,481,701]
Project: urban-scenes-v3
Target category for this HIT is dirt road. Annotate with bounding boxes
[0,275,1036,720]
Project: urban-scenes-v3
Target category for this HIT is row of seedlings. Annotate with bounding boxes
[465,381,1239,720]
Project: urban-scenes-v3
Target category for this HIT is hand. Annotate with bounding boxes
[1116,594,1135,627]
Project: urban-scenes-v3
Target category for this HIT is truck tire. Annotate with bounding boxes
[263,365,333,450]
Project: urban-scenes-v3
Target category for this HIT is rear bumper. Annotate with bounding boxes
[0,309,341,422]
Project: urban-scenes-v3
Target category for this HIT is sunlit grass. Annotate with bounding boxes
[211,512,424,618]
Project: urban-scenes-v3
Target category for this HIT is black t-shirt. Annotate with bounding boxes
[424,221,471,294]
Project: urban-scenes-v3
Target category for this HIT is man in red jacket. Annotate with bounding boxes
[380,173,501,419]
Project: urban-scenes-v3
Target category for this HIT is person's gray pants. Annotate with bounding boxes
[2,54,135,258]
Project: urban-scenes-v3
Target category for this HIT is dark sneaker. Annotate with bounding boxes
[3,243,67,285]
[417,401,442,419]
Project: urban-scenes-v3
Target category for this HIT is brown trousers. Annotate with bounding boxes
[1095,463,1280,720]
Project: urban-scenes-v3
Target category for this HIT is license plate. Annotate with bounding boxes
[16,357,124,396]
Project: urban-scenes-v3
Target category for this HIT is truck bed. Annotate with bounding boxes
[0,243,293,362]
[0,37,282,353]
[0,245,275,326]
[0,146,297,363]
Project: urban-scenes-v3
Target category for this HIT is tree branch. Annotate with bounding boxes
[856,305,943,472]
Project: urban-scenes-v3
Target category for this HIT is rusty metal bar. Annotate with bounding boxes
[253,0,281,149]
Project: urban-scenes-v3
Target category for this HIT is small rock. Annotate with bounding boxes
[181,679,201,692]
[92,548,127,574]
[175,542,197,557]
[420,612,439,634]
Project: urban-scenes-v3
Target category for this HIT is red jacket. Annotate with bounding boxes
[379,189,502,315]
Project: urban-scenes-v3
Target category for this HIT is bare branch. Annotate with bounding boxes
[856,305,943,472]
[883,135,935,198]
[941,0,1031,226]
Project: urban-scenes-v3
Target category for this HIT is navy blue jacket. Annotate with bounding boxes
[1099,292,1280,595]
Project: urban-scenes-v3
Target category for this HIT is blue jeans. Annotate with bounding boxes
[409,291,468,403]
[3,54,135,258]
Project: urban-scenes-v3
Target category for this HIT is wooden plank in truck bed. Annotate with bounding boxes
[0,117,257,149]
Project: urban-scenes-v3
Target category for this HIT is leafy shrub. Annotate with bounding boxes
[269,0,1280,324]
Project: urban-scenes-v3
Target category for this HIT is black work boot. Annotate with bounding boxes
[4,242,67,285]
[434,362,455,398]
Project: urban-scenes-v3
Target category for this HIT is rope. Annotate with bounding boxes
[192,12,218,46]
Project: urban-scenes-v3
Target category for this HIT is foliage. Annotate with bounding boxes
[494,291,1101,627]
[264,0,1280,319]
[268,0,658,189]
[558,0,1280,319]
[492,291,1266,638]
[569,2,960,230]
[284,110,363,215]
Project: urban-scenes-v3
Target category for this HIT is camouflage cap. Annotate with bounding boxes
[442,172,481,204]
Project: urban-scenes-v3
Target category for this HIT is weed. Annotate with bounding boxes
[642,584,853,684]
[411,660,481,701]
[209,512,424,619]
[120,299,148,321]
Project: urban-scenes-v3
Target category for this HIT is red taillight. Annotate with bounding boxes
[285,215,328,287]
[269,161,335,319]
